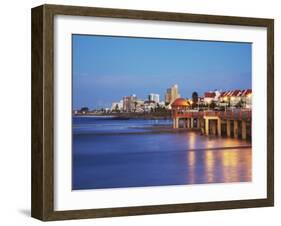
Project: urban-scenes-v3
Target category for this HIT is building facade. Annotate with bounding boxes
[165,84,180,105]
[148,93,160,103]
[111,100,123,112]
[220,89,252,108]
[122,95,137,112]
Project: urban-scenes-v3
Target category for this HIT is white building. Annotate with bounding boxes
[203,90,221,104]
[144,100,157,112]
[111,100,123,111]
[204,91,216,104]
[148,93,160,103]
[219,89,252,108]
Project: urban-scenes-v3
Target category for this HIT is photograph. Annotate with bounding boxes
[72,34,252,190]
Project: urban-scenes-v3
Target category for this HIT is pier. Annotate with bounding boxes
[171,98,251,139]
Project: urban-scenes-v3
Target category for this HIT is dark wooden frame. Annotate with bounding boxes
[31,4,274,221]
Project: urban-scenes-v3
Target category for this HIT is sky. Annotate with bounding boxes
[72,34,252,109]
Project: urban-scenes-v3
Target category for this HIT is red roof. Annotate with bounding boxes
[243,89,252,96]
[171,98,189,108]
[220,89,252,98]
[204,92,216,98]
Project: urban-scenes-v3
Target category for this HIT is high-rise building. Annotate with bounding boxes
[165,84,180,105]
[165,88,171,104]
[148,93,160,103]
[123,94,137,112]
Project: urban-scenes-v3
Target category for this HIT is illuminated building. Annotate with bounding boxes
[165,84,180,105]
[148,93,160,103]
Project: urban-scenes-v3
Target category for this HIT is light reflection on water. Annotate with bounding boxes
[72,117,252,190]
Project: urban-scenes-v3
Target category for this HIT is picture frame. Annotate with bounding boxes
[31,4,274,221]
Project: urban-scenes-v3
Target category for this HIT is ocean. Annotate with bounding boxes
[72,116,251,190]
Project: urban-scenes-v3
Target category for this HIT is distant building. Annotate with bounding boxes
[123,94,137,112]
[220,89,252,108]
[198,97,205,105]
[243,90,252,108]
[165,84,180,105]
[79,107,89,114]
[148,93,160,103]
[158,101,165,107]
[111,100,123,112]
[144,100,157,112]
[165,88,171,104]
[214,90,221,101]
[204,91,216,104]
[204,90,221,104]
[135,100,145,112]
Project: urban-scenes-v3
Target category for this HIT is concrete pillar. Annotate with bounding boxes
[187,118,191,128]
[173,118,176,128]
[176,118,179,129]
[242,121,247,140]
[190,118,194,128]
[210,120,216,135]
[234,120,238,138]
[205,118,209,135]
[197,119,201,128]
[226,120,231,137]
[217,118,221,136]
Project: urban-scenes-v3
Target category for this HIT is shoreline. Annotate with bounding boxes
[73,113,172,120]
[75,125,251,142]
[73,116,252,141]
[77,128,200,136]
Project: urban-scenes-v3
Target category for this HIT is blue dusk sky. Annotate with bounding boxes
[72,34,252,109]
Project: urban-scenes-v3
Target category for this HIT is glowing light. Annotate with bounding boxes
[188,151,196,167]
[187,151,196,184]
[188,132,196,149]
[222,151,238,167]
[205,150,215,183]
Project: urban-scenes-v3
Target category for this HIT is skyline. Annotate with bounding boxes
[72,34,252,109]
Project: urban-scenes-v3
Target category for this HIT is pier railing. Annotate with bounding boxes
[173,110,251,120]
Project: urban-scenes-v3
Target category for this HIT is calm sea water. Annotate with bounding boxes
[72,116,252,190]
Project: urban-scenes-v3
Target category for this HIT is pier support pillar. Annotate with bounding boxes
[197,119,201,128]
[191,118,194,128]
[173,118,179,129]
[217,118,221,136]
[226,120,231,137]
[242,121,247,140]
[205,118,209,135]
[210,120,216,135]
[234,120,238,138]
[187,118,191,128]
[176,118,179,129]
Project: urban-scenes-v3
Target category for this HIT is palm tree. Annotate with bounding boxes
[134,101,138,112]
[192,92,198,109]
